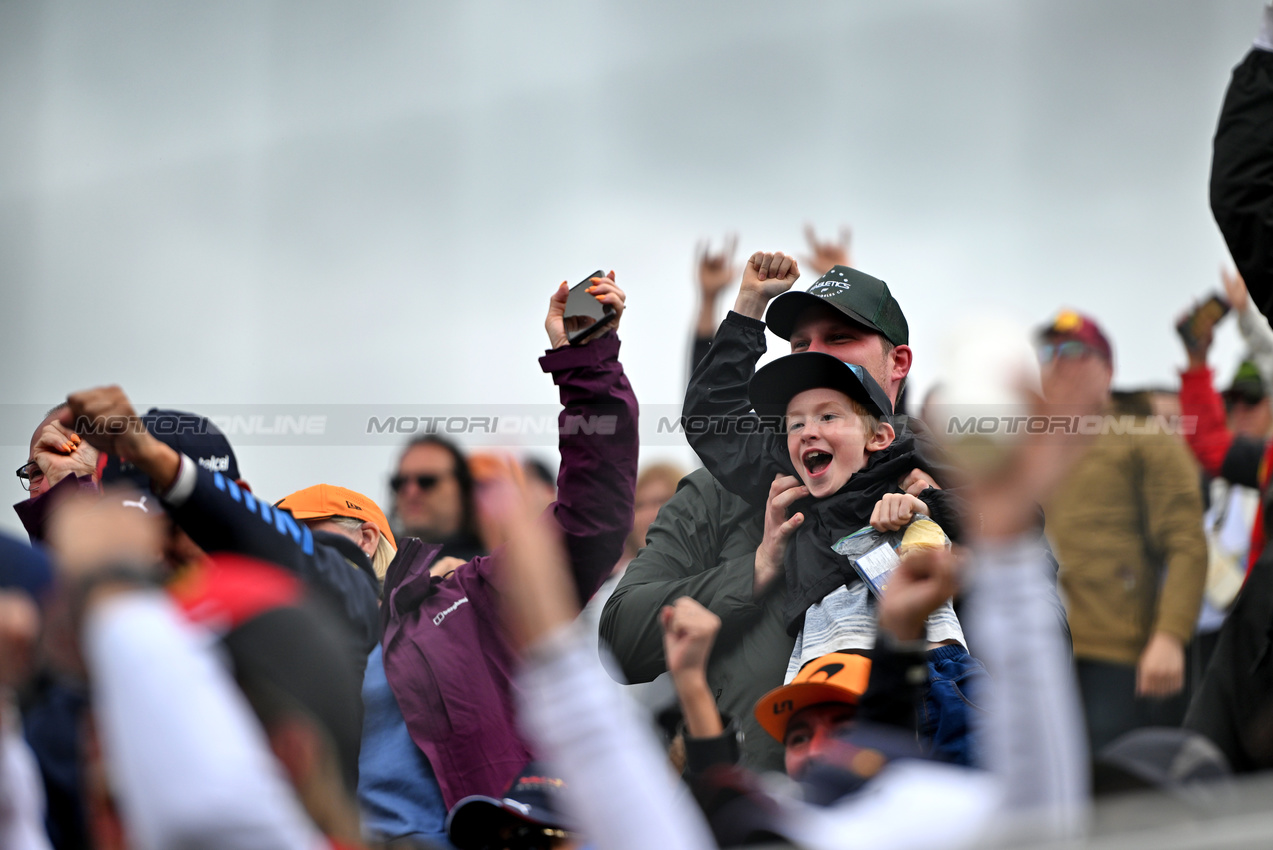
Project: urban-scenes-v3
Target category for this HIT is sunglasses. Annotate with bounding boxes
[1037,340,1096,364]
[390,473,447,493]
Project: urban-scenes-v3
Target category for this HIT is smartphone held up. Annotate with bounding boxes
[563,270,617,345]
[1176,293,1230,352]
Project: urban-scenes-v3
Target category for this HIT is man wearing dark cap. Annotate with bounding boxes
[1038,310,1206,756]
[56,389,381,667]
[602,252,961,771]
[686,256,928,510]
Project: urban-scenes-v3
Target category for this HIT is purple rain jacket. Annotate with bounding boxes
[380,332,638,808]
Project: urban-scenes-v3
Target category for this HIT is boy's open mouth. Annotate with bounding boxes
[802,449,833,476]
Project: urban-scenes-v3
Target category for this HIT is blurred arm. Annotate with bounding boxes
[86,592,322,850]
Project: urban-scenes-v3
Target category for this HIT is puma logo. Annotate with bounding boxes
[122,495,150,514]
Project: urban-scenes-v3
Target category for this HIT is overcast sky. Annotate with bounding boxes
[1,1,1266,536]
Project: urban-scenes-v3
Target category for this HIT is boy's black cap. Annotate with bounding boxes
[750,352,893,421]
[447,762,575,849]
[764,266,909,346]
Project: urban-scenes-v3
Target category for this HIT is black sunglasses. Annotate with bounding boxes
[390,473,446,493]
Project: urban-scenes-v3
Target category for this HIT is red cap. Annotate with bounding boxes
[1038,309,1113,364]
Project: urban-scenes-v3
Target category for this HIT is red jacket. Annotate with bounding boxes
[1179,366,1272,573]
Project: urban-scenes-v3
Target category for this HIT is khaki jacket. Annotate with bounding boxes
[1045,424,1206,665]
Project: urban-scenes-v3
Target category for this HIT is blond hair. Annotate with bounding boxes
[636,462,688,493]
[322,515,398,580]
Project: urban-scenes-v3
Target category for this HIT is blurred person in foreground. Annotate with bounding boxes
[1176,278,1273,677]
[445,762,584,850]
[493,358,1090,850]
[1037,310,1206,756]
[16,406,306,850]
[1189,2,1273,773]
[0,533,54,850]
[390,435,484,562]
[38,492,424,850]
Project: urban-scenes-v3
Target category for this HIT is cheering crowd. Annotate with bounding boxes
[8,8,1273,849]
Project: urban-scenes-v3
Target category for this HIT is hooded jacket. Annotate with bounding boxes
[382,332,638,808]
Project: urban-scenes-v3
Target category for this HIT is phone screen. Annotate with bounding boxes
[1177,293,1231,349]
[563,270,615,345]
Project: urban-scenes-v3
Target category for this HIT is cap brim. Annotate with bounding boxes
[754,680,862,742]
[275,506,332,521]
[765,290,882,341]
[446,795,565,848]
[749,352,890,420]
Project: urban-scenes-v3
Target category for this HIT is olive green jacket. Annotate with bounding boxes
[599,467,792,771]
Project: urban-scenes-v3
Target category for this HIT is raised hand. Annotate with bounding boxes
[62,387,181,490]
[545,271,626,349]
[660,597,721,681]
[480,475,577,651]
[660,596,724,738]
[754,474,808,597]
[696,234,739,302]
[734,251,800,319]
[1174,301,1214,370]
[801,224,852,276]
[30,419,98,491]
[1222,266,1250,314]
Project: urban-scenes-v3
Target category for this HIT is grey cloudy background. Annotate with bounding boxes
[0,1,1264,536]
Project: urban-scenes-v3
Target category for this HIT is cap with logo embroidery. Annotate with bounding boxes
[764,266,909,346]
[274,484,397,550]
[749,352,893,422]
[446,762,576,849]
[754,651,872,741]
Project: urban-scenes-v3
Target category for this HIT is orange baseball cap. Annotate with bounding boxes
[274,484,397,550]
[754,652,872,742]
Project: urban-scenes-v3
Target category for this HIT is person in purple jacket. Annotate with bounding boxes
[379,271,637,810]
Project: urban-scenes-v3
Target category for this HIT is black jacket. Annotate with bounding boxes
[1186,42,1273,771]
[1213,47,1273,319]
[165,465,382,664]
